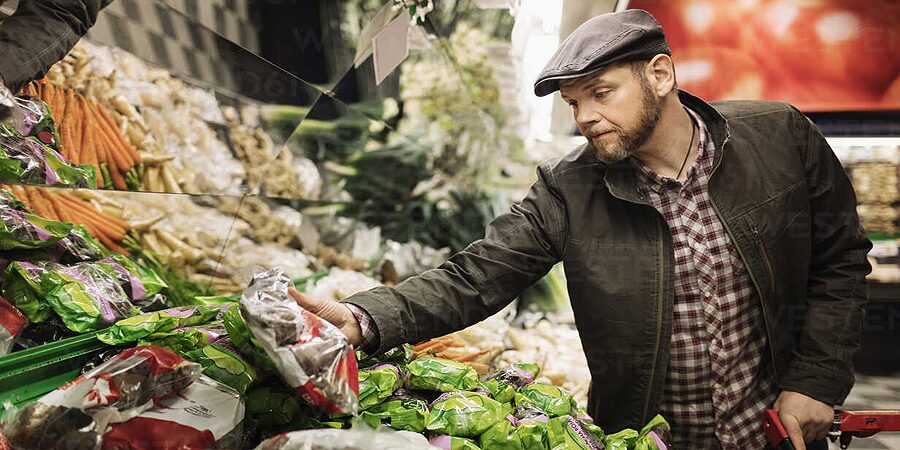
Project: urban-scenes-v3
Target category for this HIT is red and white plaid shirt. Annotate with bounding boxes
[631,108,778,449]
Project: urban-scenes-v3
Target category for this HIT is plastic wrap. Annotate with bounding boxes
[139,322,226,353]
[104,254,167,301]
[425,391,509,437]
[101,375,245,450]
[477,364,539,404]
[546,415,606,450]
[2,346,200,450]
[428,435,482,450]
[2,260,51,322]
[634,415,671,450]
[41,261,142,333]
[603,429,638,450]
[0,134,96,188]
[514,383,577,418]
[0,207,72,250]
[246,385,303,431]
[0,295,26,356]
[182,337,259,394]
[358,343,414,368]
[222,302,277,371]
[254,428,436,450]
[478,417,521,450]
[97,304,223,345]
[54,226,106,263]
[240,268,358,415]
[358,364,403,409]
[407,357,478,392]
[359,390,429,433]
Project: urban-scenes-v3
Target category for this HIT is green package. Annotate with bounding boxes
[246,385,302,429]
[0,209,72,250]
[139,322,227,353]
[477,379,516,404]
[429,435,483,450]
[97,304,222,344]
[2,261,50,322]
[193,295,240,306]
[604,429,639,450]
[358,363,403,409]
[479,418,522,450]
[54,225,105,263]
[516,418,550,450]
[635,414,671,450]
[514,383,576,418]
[547,415,605,450]
[106,253,167,299]
[183,338,258,394]
[41,261,141,333]
[426,391,509,437]
[359,390,429,433]
[221,302,276,371]
[407,357,478,392]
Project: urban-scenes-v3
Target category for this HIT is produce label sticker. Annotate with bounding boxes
[373,10,411,86]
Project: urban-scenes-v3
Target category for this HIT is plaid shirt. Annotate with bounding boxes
[631,108,777,449]
[346,303,379,354]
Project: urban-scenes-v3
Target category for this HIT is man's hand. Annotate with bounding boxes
[288,287,363,346]
[774,390,834,449]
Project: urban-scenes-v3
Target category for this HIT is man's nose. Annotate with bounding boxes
[575,107,602,132]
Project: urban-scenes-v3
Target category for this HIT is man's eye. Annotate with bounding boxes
[567,102,577,109]
[595,90,610,99]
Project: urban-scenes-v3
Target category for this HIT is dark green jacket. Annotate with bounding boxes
[0,0,111,92]
[347,91,872,433]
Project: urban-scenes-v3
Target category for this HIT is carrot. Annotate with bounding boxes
[92,109,131,173]
[20,83,37,97]
[69,94,85,164]
[23,188,56,220]
[94,105,136,167]
[61,89,78,160]
[78,97,102,183]
[54,87,67,121]
[35,189,65,221]
[65,208,126,241]
[456,350,491,363]
[57,192,130,231]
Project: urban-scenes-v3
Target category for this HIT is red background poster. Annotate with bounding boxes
[628,0,900,111]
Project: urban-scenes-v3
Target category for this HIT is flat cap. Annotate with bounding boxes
[534,9,670,97]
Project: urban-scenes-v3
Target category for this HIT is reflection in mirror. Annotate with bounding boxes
[1,0,325,197]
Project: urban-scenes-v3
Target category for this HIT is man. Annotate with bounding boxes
[291,10,871,450]
[0,0,110,120]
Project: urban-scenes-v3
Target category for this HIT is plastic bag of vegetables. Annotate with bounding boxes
[407,357,478,392]
[240,268,359,415]
[41,261,142,333]
[0,206,71,250]
[182,337,259,394]
[359,390,429,433]
[514,383,577,418]
[358,363,403,409]
[97,304,224,344]
[547,415,605,450]
[2,260,51,322]
[425,391,509,437]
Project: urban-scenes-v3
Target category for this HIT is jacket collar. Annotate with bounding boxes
[603,90,729,204]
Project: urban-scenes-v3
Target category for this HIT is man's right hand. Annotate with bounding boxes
[288,287,364,347]
[0,80,23,128]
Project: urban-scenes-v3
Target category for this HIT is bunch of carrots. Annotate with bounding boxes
[1,184,131,254]
[19,79,141,190]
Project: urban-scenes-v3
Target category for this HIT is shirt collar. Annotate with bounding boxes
[631,107,710,193]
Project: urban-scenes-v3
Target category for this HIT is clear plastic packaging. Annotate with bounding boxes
[0,295,26,356]
[101,375,245,450]
[41,261,142,333]
[2,346,200,450]
[254,428,436,450]
[240,268,359,415]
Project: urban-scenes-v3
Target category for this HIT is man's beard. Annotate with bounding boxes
[588,84,662,164]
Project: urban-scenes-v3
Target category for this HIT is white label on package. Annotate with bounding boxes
[137,376,244,440]
[373,10,411,85]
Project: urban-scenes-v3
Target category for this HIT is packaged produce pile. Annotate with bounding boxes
[0,255,670,449]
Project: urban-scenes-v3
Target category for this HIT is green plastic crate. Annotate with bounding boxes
[0,331,110,412]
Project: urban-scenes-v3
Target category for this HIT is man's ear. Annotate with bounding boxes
[646,54,677,97]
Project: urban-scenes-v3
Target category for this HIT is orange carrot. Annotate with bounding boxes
[61,89,78,160]
[22,188,56,220]
[57,193,130,231]
[35,189,65,221]
[78,97,102,183]
[94,105,136,167]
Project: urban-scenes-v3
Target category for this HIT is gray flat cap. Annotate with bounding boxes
[534,9,670,97]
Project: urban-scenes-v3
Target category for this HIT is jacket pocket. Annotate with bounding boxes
[750,222,776,295]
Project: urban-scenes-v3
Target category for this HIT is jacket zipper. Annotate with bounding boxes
[751,224,776,294]
[642,218,666,423]
[708,138,780,380]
